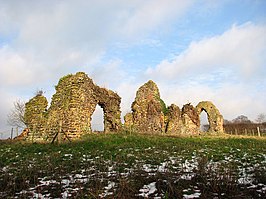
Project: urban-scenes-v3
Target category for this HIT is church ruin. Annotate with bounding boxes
[24,72,223,142]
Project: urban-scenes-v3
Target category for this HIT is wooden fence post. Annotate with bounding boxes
[16,127,18,137]
[257,127,261,137]
[10,128,13,139]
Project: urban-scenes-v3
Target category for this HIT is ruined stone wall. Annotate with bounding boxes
[165,104,182,134]
[124,113,133,128]
[124,81,223,135]
[196,101,224,133]
[181,103,200,134]
[24,95,48,142]
[46,72,121,141]
[46,72,96,140]
[24,72,122,142]
[24,73,224,142]
[130,80,165,133]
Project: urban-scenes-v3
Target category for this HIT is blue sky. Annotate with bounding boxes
[0,0,266,137]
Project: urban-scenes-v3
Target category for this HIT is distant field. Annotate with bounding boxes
[0,133,265,198]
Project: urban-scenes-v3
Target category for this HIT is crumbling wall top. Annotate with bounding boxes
[24,72,122,142]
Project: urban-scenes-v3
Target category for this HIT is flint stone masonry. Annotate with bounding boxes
[24,95,48,142]
[125,81,223,134]
[196,101,224,133]
[181,103,200,134]
[124,112,133,128]
[24,73,224,142]
[165,104,182,134]
[24,72,121,142]
[130,80,165,133]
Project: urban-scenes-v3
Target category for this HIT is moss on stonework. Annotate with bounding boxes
[159,98,169,115]
[24,94,48,142]
[50,72,121,141]
[55,74,73,90]
[130,80,165,133]
[23,72,224,142]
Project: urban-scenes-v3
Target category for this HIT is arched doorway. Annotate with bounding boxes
[91,104,104,132]
[200,110,210,132]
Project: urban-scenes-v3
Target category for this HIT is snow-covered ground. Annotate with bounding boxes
[1,143,265,198]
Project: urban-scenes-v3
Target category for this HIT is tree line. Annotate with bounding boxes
[223,114,266,136]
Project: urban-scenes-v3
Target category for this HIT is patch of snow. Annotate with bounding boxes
[2,166,8,172]
[158,162,167,172]
[183,192,201,198]
[138,182,157,197]
[99,181,115,198]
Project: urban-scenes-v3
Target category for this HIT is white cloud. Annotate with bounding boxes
[145,23,266,122]
[0,0,192,87]
[0,46,33,86]
[0,0,193,132]
[1,1,265,135]
[146,23,266,80]
[120,0,192,38]
[157,80,266,122]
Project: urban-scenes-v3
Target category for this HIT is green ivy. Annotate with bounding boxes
[160,98,169,115]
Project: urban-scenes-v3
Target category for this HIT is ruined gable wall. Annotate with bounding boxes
[130,80,165,133]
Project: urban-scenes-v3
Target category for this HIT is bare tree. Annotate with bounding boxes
[232,115,252,124]
[35,89,44,96]
[256,113,266,124]
[7,99,26,128]
[223,119,231,124]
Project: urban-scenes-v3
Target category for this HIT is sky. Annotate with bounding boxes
[0,0,266,138]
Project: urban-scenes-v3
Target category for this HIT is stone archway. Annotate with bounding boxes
[196,101,223,133]
[95,88,121,133]
[25,72,122,142]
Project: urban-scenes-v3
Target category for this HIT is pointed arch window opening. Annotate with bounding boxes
[91,104,104,132]
[200,109,210,132]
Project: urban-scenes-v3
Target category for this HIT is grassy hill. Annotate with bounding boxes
[0,133,265,198]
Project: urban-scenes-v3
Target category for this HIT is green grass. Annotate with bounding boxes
[0,132,266,198]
